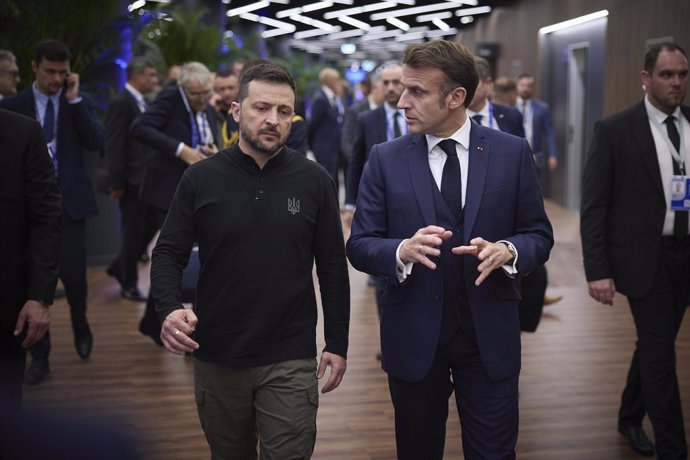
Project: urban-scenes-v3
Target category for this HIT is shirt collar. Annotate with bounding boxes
[32,81,62,104]
[125,83,145,103]
[321,86,336,101]
[426,116,471,156]
[644,94,681,125]
[383,102,401,118]
[467,100,490,119]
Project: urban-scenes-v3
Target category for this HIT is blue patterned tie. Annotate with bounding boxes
[189,112,200,148]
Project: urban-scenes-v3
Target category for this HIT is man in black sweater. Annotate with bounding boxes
[150,62,350,459]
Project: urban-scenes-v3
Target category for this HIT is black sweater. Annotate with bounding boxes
[151,145,350,367]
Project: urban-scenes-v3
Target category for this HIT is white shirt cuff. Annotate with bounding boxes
[395,239,414,283]
[175,142,185,157]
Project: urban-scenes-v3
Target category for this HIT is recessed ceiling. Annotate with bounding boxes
[223,0,512,61]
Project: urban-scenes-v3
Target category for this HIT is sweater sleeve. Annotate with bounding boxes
[313,174,351,359]
[150,170,197,321]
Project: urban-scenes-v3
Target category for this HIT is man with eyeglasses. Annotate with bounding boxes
[0,50,20,99]
[130,61,221,346]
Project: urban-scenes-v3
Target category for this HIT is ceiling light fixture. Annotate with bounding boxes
[371,2,467,20]
[240,12,296,31]
[432,18,450,31]
[416,11,452,22]
[227,1,270,17]
[290,14,337,31]
[324,2,397,19]
[294,26,342,39]
[276,1,333,18]
[455,6,491,16]
[338,15,371,30]
[538,10,609,34]
[386,17,410,31]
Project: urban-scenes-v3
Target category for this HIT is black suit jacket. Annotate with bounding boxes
[104,89,150,190]
[130,86,220,211]
[340,98,373,161]
[0,88,104,221]
[0,109,62,318]
[345,106,388,206]
[581,101,690,298]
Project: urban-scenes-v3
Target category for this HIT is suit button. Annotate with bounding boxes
[433,294,440,300]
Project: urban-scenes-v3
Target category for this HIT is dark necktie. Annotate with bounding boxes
[664,116,688,237]
[439,139,462,218]
[472,114,483,126]
[43,98,55,143]
[393,111,402,138]
[189,112,200,148]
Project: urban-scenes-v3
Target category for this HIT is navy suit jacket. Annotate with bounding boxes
[581,102,690,298]
[104,89,151,190]
[130,85,220,211]
[347,124,553,382]
[492,102,525,138]
[345,106,388,206]
[528,98,558,158]
[307,89,341,167]
[0,88,104,221]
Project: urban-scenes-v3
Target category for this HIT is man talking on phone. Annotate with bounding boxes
[0,39,105,385]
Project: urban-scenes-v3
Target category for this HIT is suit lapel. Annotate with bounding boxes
[406,135,436,227]
[463,125,489,241]
[632,101,665,201]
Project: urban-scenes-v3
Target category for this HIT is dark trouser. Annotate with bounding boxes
[619,237,689,460]
[518,265,547,332]
[30,215,88,360]
[109,186,154,289]
[140,207,168,333]
[194,358,318,460]
[0,311,26,422]
[388,327,519,460]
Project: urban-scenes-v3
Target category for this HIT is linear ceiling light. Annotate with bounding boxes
[324,2,397,19]
[262,28,294,38]
[327,26,385,40]
[426,27,458,38]
[432,18,450,31]
[417,11,452,22]
[294,26,342,39]
[371,2,465,20]
[386,17,410,31]
[455,6,491,16]
[360,28,403,41]
[240,12,295,31]
[539,10,609,34]
[276,1,333,18]
[290,14,337,31]
[227,1,270,17]
[339,15,371,30]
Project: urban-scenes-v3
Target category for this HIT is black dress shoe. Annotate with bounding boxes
[121,287,147,302]
[139,322,163,347]
[74,326,93,360]
[105,265,125,287]
[618,425,655,456]
[24,358,49,385]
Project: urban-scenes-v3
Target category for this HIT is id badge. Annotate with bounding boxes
[670,175,690,211]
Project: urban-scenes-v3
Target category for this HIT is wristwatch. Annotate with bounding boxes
[501,242,517,263]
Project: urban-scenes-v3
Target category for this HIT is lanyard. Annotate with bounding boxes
[651,115,687,175]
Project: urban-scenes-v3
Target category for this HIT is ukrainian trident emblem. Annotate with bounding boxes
[288,197,300,215]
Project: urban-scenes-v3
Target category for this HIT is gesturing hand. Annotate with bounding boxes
[399,225,453,270]
[161,308,200,355]
[452,237,513,286]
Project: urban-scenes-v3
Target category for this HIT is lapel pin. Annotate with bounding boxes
[477,146,484,151]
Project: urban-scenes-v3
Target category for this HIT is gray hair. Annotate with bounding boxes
[178,61,213,90]
[0,49,17,63]
[126,56,156,80]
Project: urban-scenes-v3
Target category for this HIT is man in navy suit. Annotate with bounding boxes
[467,57,524,137]
[104,57,159,302]
[347,41,553,459]
[308,67,343,182]
[581,42,689,458]
[0,39,104,384]
[130,61,220,345]
[516,73,559,178]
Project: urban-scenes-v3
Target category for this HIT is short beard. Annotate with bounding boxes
[239,124,285,156]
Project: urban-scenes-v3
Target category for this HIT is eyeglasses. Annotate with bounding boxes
[0,69,20,78]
